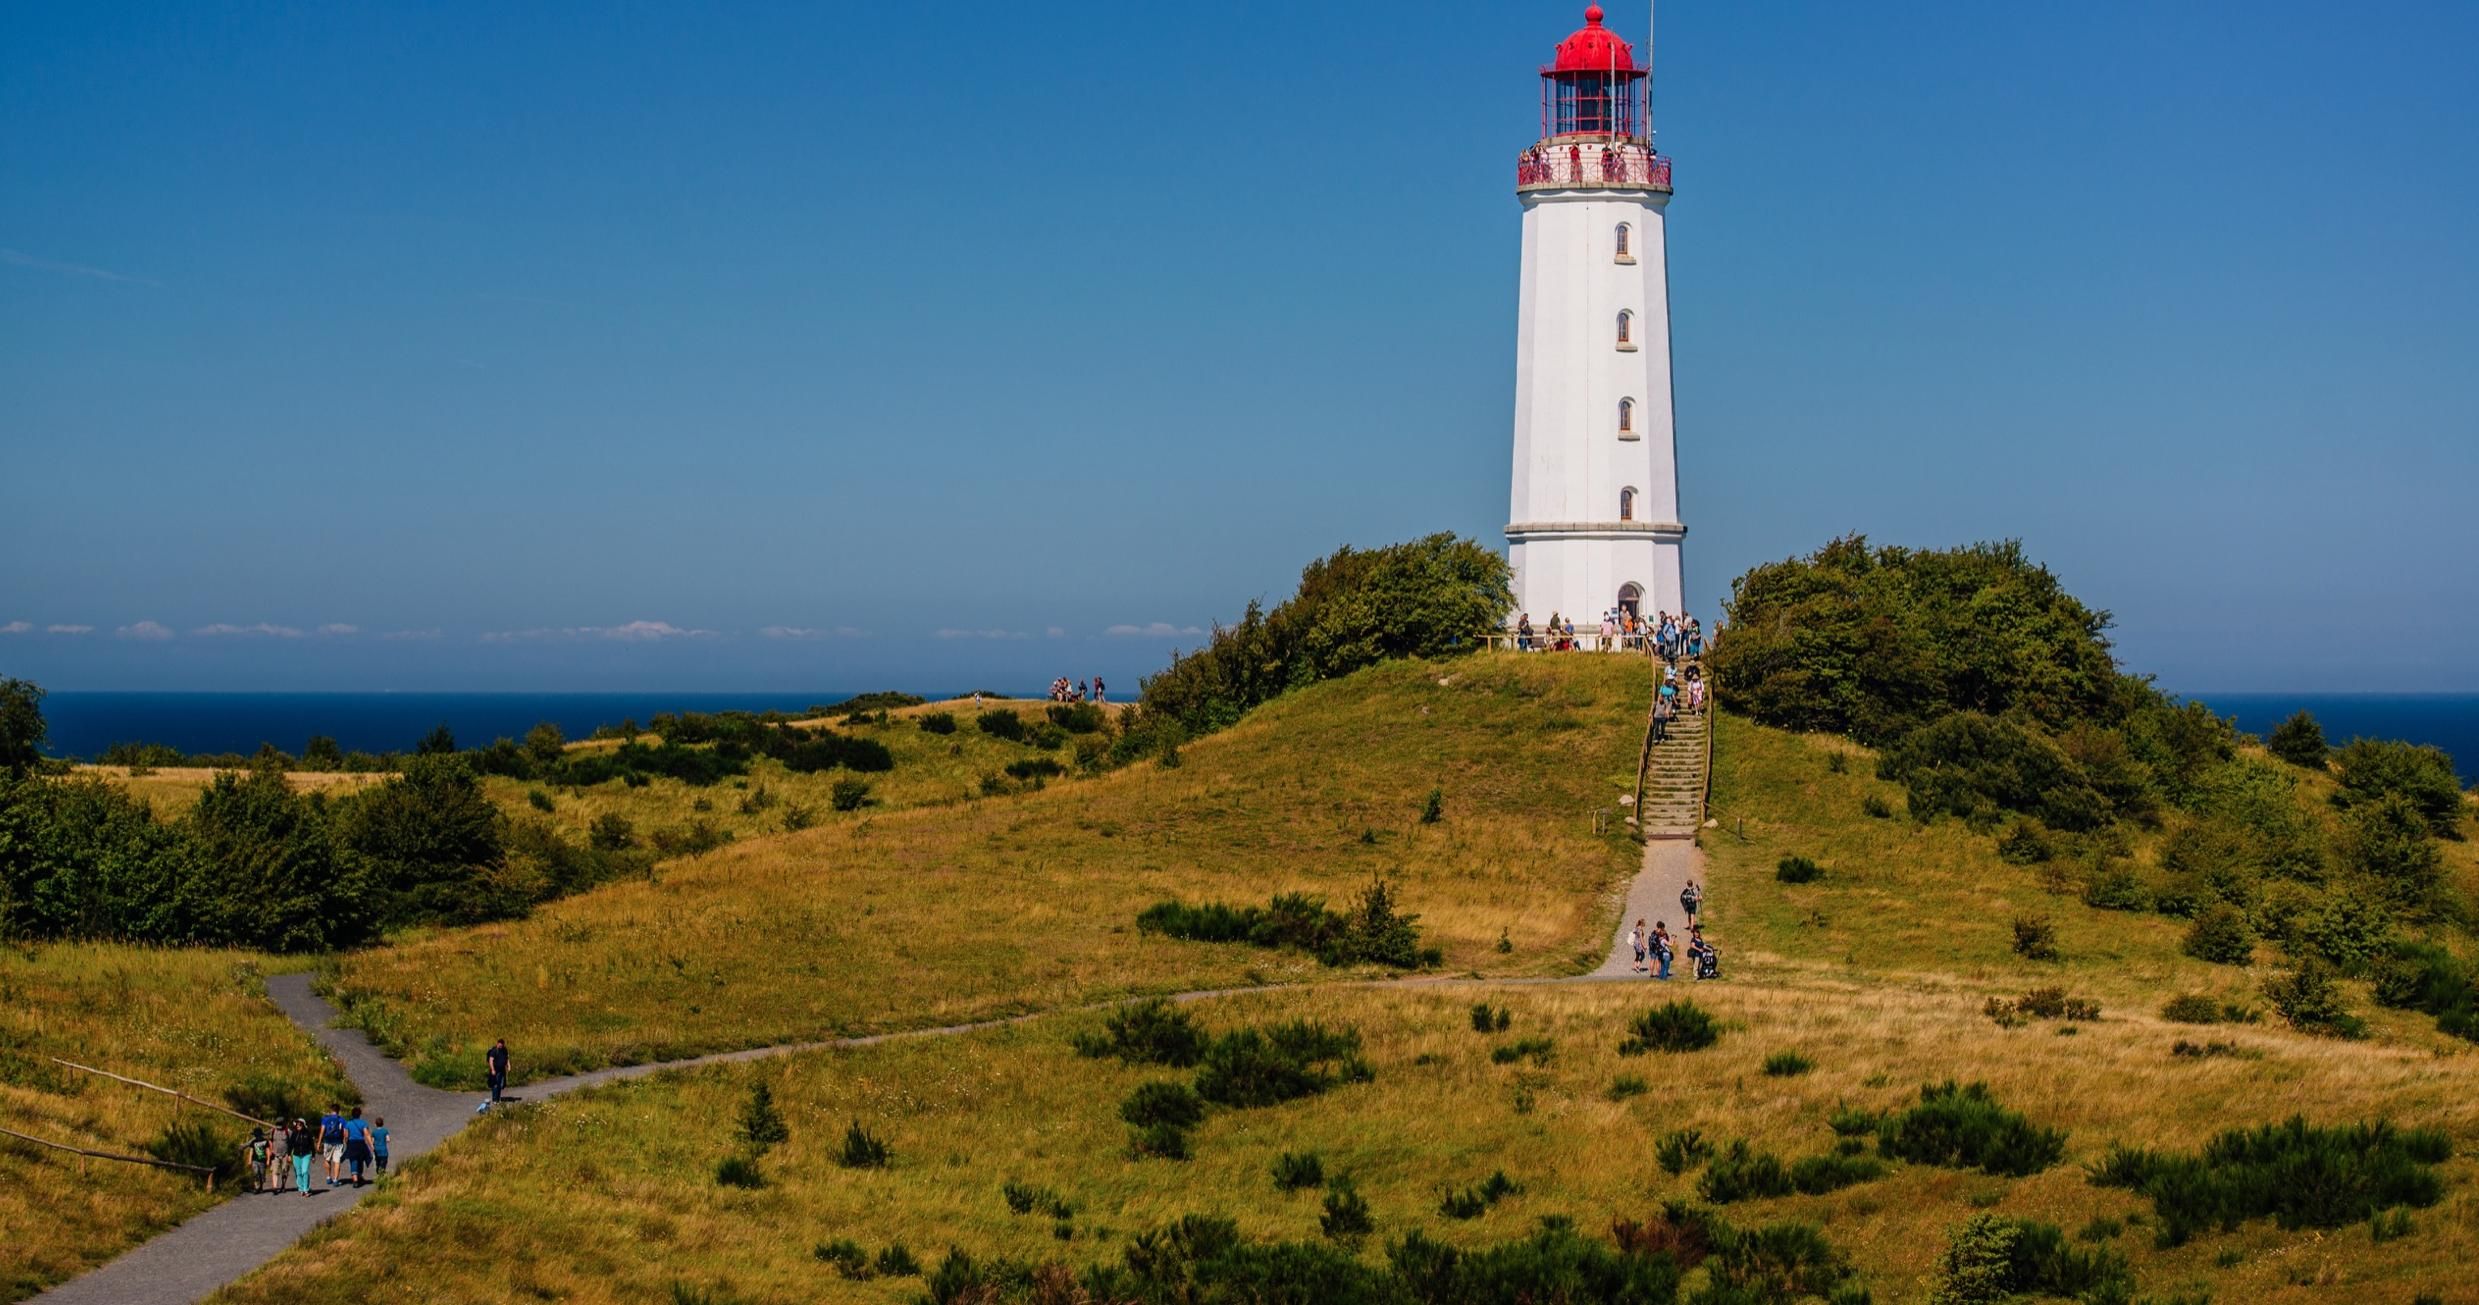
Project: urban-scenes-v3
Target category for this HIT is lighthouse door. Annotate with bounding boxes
[1617,584,1643,620]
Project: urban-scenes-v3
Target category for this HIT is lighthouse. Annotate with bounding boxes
[1506,4,1685,627]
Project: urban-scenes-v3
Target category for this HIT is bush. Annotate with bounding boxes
[1705,1218,1854,1303]
[1789,1151,1886,1195]
[1129,1122,1192,1161]
[1003,757,1064,782]
[1606,1075,1649,1102]
[737,1081,789,1151]
[1861,794,1894,819]
[1620,1001,1720,1055]
[2263,959,2366,1038]
[814,1238,872,1279]
[588,812,637,851]
[1272,1151,1325,1191]
[2371,940,2478,1029]
[1002,1181,1075,1219]
[221,1071,334,1125]
[830,777,872,811]
[1438,1170,1521,1219]
[1120,1081,1206,1130]
[1319,1179,1375,1242]
[2182,904,2256,966]
[2332,738,2463,838]
[917,711,957,735]
[649,818,733,858]
[2343,792,2445,911]
[1046,702,1107,734]
[1489,1037,1554,1066]
[1775,855,1823,884]
[779,802,816,833]
[874,1244,920,1277]
[975,709,1026,742]
[1194,1021,1366,1108]
[1881,712,2112,832]
[2080,861,2150,911]
[1698,1140,1793,1203]
[1072,998,1209,1067]
[1469,1002,1511,1033]
[1930,1214,2131,1305]
[2159,994,2257,1025]
[2089,1116,2449,1246]
[1419,788,1444,824]
[1995,820,2052,865]
[1877,1081,2065,1177]
[714,1154,765,1188]
[1827,1104,1882,1137]
[2266,711,2328,768]
[1656,1128,1714,1175]
[2011,916,2059,961]
[1762,1050,1813,1077]
[836,1120,890,1169]
[1138,882,1439,969]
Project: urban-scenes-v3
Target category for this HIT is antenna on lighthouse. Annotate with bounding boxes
[1645,0,1656,143]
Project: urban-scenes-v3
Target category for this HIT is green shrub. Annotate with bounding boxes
[1996,820,2052,864]
[588,811,636,851]
[737,1081,788,1152]
[1881,713,2112,832]
[649,818,733,858]
[1762,1050,1813,1077]
[1003,757,1064,782]
[1419,788,1444,824]
[525,788,555,812]
[2332,738,2464,838]
[1272,1151,1325,1191]
[1620,1001,1720,1055]
[1698,1140,1793,1203]
[1827,1104,1883,1137]
[975,709,1026,742]
[2080,861,2150,911]
[916,711,957,735]
[2262,959,2365,1038]
[1436,1170,1521,1220]
[1045,702,1106,734]
[1490,1037,1554,1066]
[1607,1074,1649,1102]
[1656,1128,1714,1175]
[1775,855,1823,884]
[1072,998,1209,1067]
[1139,882,1439,969]
[2182,904,2256,965]
[2343,792,2445,911]
[1469,1002,1510,1033]
[714,1154,764,1188]
[1025,723,1070,750]
[2159,994,2257,1024]
[828,777,873,811]
[873,1244,920,1277]
[1877,1081,2065,1177]
[813,1238,872,1279]
[836,1120,890,1169]
[1789,1151,1886,1195]
[1129,1121,1192,1161]
[1120,1081,1205,1130]
[778,802,816,833]
[2370,1207,2415,1243]
[220,1071,336,1124]
[1930,1214,2131,1305]
[1705,1216,1853,1301]
[2076,1216,2122,1243]
[2089,1116,2449,1246]
[2371,940,2478,1033]
[1861,794,1894,819]
[142,1119,238,1184]
[1319,1179,1375,1242]
[1001,1181,1075,1219]
[2011,916,2059,961]
[1194,1021,1366,1108]
[2266,711,2327,768]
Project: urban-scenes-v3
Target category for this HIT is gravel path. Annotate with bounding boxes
[43,835,1712,1303]
[1592,838,1706,979]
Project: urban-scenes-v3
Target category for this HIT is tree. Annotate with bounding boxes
[184,760,368,951]
[415,723,458,756]
[2332,739,2464,839]
[0,678,45,776]
[301,734,346,771]
[2344,792,2445,913]
[339,754,508,925]
[522,721,567,770]
[2265,711,2328,769]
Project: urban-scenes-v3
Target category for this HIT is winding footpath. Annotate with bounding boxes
[41,722,1714,1303]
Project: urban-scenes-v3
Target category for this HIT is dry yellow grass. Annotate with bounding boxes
[74,766,390,819]
[0,945,355,1299]
[211,979,2479,1304]
[328,657,1649,1084]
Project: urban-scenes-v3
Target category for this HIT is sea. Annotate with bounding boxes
[32,689,2479,784]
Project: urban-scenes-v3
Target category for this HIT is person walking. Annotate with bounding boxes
[1516,614,1533,652]
[1680,879,1703,925]
[245,1128,269,1196]
[371,1115,390,1177]
[483,1038,511,1111]
[1650,921,1674,981]
[287,1117,316,1197]
[1092,676,1105,704]
[262,1120,288,1193]
[1628,919,1648,973]
[1652,696,1673,744]
[341,1106,373,1186]
[317,1105,346,1186]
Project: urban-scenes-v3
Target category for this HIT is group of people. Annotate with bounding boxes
[1626,879,1721,980]
[246,1106,386,1197]
[1513,610,1705,659]
[1047,677,1105,703]
[1651,661,1707,742]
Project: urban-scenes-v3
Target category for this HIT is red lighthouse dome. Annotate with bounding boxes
[1553,5,1635,73]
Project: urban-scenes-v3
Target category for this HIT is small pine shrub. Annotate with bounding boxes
[737,1081,789,1152]
[2011,915,2059,961]
[714,1154,765,1188]
[1656,1128,1714,1175]
[1776,855,1823,884]
[1606,1074,1649,1102]
[1996,820,2053,865]
[588,812,636,850]
[1002,1181,1075,1219]
[830,777,872,811]
[873,1244,921,1277]
[1827,1104,1883,1137]
[526,788,555,812]
[1762,1050,1814,1077]
[2266,710,2328,768]
[778,802,816,833]
[1319,1179,1374,1242]
[1861,793,1894,819]
[1490,1037,1554,1066]
[836,1120,890,1169]
[975,709,1026,741]
[1003,757,1064,782]
[917,711,957,735]
[1419,788,1444,823]
[2076,1216,2123,1243]
[1789,1151,1886,1195]
[1469,1002,1510,1033]
[2263,959,2367,1038]
[1439,1170,1521,1219]
[1698,1139,1794,1203]
[2182,904,2257,966]
[1826,750,1849,774]
[1194,1021,1365,1108]
[1877,1081,2066,1177]
[1119,1081,1205,1130]
[1271,1151,1325,1191]
[1129,1122,1192,1161]
[2160,993,2259,1024]
[2089,1116,2449,1246]
[1620,1001,1720,1055]
[814,1238,872,1279]
[1072,998,1209,1067]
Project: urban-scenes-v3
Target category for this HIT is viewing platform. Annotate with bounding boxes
[1516,142,1671,193]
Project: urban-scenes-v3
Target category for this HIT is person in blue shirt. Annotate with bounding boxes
[370,1116,390,1176]
[317,1107,346,1186]
[340,1106,373,1186]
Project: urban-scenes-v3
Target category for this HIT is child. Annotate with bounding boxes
[371,1116,390,1177]
[1628,919,1647,973]
[245,1129,269,1195]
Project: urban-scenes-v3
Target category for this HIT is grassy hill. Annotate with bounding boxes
[199,682,2479,1304]
[323,657,1648,1086]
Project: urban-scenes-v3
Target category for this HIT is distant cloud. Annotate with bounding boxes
[935,628,1029,641]
[381,628,442,641]
[1107,622,1206,638]
[760,625,868,640]
[47,624,94,635]
[0,621,28,635]
[316,623,361,637]
[197,622,304,638]
[482,620,715,644]
[117,620,174,641]
[1046,626,1068,639]
[1,247,160,287]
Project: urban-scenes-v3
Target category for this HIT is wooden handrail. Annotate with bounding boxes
[44,1056,277,1130]
[0,1123,218,1183]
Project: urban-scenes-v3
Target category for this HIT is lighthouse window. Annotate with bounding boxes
[1620,487,1638,522]
[1615,310,1636,350]
[1614,223,1633,262]
[1617,398,1635,435]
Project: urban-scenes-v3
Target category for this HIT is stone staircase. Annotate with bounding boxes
[1634,706,1710,840]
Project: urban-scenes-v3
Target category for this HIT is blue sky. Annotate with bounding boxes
[5,1,2474,694]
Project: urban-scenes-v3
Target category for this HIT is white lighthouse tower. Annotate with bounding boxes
[1507,4,1685,627]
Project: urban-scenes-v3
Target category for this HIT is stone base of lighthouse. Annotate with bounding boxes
[1507,525,1685,627]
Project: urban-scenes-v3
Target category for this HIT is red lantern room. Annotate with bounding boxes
[1542,5,1646,139]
